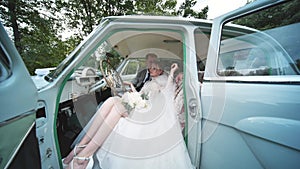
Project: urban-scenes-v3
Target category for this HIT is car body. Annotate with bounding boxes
[0,0,299,168]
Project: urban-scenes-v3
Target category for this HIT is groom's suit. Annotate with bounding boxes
[131,69,151,92]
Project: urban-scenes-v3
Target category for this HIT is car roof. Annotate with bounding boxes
[101,15,214,27]
[99,15,215,61]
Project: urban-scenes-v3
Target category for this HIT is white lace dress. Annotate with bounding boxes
[90,74,194,169]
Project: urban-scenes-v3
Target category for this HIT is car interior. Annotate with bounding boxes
[55,28,195,158]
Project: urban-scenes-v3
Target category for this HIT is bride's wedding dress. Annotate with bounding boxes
[84,74,194,169]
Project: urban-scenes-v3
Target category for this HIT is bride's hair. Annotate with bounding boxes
[150,60,162,69]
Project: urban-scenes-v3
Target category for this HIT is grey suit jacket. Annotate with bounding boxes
[131,69,149,92]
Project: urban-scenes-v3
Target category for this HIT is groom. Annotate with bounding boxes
[131,53,158,91]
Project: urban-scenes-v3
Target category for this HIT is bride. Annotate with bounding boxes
[63,61,194,169]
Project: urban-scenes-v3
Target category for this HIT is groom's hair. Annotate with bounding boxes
[146,53,158,60]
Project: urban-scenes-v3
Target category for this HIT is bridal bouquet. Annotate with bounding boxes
[122,92,149,114]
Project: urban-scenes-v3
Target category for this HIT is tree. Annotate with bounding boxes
[55,0,179,38]
[0,0,70,74]
[233,0,300,30]
[134,0,177,15]
[55,0,136,38]
[177,0,208,19]
[1,0,210,74]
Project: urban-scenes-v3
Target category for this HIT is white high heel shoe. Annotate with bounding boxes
[70,156,93,169]
[62,144,87,167]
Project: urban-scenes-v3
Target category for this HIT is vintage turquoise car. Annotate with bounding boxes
[0,0,299,168]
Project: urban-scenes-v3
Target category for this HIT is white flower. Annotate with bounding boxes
[135,99,147,109]
[122,92,148,113]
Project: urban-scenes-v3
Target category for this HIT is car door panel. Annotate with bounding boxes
[0,22,39,168]
[0,113,35,169]
[0,32,38,122]
[201,82,300,169]
[201,0,300,168]
[184,32,203,167]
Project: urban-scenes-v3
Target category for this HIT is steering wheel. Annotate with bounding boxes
[99,59,126,96]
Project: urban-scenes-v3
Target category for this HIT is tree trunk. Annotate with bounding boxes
[8,0,22,52]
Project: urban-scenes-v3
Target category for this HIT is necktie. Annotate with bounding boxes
[143,71,150,83]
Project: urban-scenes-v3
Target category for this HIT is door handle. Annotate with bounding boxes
[189,98,198,119]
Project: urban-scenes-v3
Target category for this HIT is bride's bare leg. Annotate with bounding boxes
[63,97,117,164]
[78,97,117,144]
[67,102,125,169]
[75,100,126,158]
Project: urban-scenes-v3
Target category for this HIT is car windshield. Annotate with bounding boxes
[45,20,109,82]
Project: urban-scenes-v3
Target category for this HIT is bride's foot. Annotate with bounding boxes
[63,144,87,165]
[68,156,91,169]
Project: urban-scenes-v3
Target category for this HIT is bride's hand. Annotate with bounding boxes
[123,81,132,86]
[170,63,178,74]
[175,72,183,84]
[123,81,137,92]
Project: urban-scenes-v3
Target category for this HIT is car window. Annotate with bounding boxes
[0,44,12,82]
[218,0,300,76]
[121,60,140,76]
